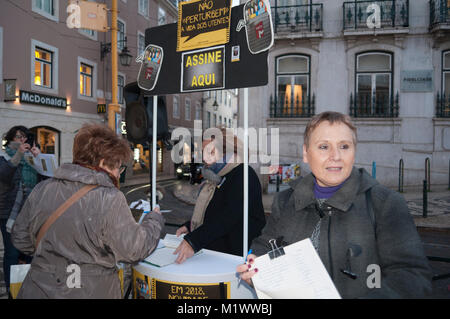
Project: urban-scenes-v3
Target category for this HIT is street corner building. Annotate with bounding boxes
[238,0,450,188]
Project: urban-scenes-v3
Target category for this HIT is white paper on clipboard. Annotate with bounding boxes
[23,152,58,177]
[250,238,341,299]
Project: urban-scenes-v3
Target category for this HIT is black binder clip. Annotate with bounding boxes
[268,238,285,260]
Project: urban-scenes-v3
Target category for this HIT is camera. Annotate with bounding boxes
[26,132,35,147]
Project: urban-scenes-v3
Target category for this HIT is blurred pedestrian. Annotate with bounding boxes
[175,127,266,263]
[11,123,164,298]
[237,111,432,298]
[0,126,40,297]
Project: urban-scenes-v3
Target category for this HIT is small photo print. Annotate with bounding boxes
[231,45,240,62]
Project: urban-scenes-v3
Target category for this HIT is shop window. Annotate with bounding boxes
[275,54,311,117]
[30,127,59,165]
[355,52,393,117]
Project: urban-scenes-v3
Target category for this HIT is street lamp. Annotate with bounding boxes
[212,99,219,111]
[100,37,132,66]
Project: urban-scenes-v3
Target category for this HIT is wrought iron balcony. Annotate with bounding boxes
[430,0,450,29]
[272,3,323,34]
[343,0,409,31]
[436,92,450,117]
[350,92,399,118]
[269,94,315,118]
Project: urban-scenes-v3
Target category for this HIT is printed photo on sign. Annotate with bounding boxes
[136,44,164,91]
[231,45,240,62]
[181,46,225,92]
[241,0,273,54]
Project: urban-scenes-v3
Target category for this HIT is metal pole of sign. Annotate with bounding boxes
[152,95,158,210]
[243,88,249,258]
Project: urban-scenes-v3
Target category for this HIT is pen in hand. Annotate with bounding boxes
[238,249,253,287]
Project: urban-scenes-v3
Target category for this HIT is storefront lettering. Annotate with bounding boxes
[20,90,67,108]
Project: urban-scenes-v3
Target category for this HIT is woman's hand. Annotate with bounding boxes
[174,240,194,264]
[152,205,161,215]
[236,254,258,287]
[30,143,41,157]
[176,225,189,237]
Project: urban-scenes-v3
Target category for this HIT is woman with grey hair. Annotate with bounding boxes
[237,111,432,299]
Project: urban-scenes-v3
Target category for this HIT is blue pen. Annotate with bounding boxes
[238,249,253,287]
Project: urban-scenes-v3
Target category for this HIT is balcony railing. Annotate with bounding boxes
[430,0,450,28]
[350,92,399,118]
[269,94,315,118]
[436,92,450,117]
[272,4,323,33]
[343,0,409,30]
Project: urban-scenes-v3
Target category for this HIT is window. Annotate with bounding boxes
[355,52,393,117]
[217,90,222,105]
[158,7,167,26]
[33,0,58,22]
[173,95,180,118]
[219,115,222,126]
[34,47,52,88]
[185,98,191,121]
[438,50,450,117]
[207,111,211,128]
[117,20,125,51]
[118,74,124,104]
[275,55,311,117]
[443,50,450,97]
[0,27,2,85]
[195,102,202,120]
[214,114,217,126]
[228,119,232,127]
[31,40,58,94]
[137,32,146,56]
[139,0,149,17]
[77,57,96,101]
[80,63,93,97]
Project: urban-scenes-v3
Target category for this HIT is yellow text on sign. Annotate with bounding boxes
[185,50,222,68]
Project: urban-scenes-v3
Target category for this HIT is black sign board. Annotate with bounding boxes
[152,279,229,299]
[19,90,67,108]
[181,46,225,92]
[141,4,268,96]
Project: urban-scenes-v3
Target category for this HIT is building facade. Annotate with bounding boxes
[0,0,204,178]
[240,0,450,188]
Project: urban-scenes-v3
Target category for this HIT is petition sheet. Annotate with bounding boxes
[251,238,341,299]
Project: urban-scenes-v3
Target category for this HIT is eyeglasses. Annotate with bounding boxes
[14,134,27,140]
[119,165,127,174]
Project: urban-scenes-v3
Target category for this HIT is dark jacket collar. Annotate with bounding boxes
[290,167,378,212]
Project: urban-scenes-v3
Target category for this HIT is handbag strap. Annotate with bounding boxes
[35,184,98,249]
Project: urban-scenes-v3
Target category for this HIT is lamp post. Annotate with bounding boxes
[108,0,120,133]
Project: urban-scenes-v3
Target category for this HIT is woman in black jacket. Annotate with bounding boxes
[174,128,266,263]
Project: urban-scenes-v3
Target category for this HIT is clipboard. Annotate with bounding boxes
[250,238,341,299]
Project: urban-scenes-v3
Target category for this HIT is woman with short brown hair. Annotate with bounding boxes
[12,123,164,298]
